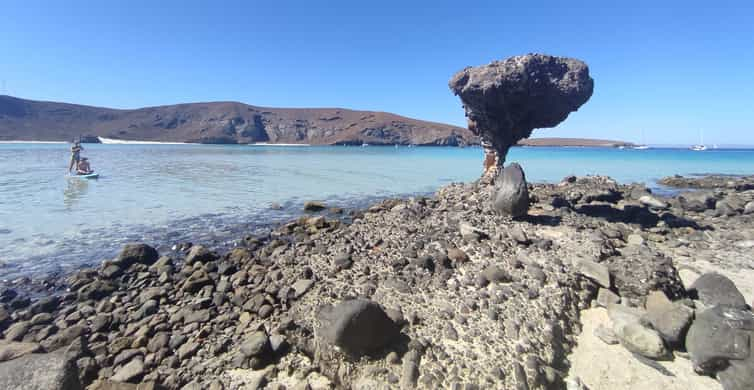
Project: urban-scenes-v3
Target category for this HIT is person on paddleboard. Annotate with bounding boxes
[76,157,93,175]
[68,140,83,172]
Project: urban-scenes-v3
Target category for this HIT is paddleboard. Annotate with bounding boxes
[68,173,99,179]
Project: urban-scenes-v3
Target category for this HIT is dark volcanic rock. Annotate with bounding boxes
[493,163,529,217]
[449,53,593,176]
[604,254,684,302]
[688,272,747,308]
[115,243,159,267]
[719,351,754,390]
[686,305,754,375]
[316,299,400,357]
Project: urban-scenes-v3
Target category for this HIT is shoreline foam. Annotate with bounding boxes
[97,136,193,145]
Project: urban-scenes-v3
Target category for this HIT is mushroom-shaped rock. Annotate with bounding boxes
[316,299,400,357]
[449,54,594,178]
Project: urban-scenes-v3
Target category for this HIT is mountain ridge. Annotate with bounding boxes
[0,95,476,146]
[0,95,633,147]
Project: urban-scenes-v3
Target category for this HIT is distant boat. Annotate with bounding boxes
[632,129,650,149]
[690,130,707,151]
[361,143,369,147]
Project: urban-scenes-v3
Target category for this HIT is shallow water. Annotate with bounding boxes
[1,143,753,279]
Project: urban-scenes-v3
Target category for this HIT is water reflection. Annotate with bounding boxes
[63,177,90,209]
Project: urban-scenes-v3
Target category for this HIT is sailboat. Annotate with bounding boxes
[690,130,707,151]
[631,129,650,150]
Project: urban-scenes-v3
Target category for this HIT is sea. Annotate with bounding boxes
[1,143,753,280]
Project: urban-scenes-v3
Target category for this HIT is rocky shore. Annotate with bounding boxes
[1,173,753,390]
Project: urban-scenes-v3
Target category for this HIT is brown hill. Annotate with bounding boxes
[0,95,476,145]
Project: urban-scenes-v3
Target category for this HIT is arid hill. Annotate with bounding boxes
[0,95,476,145]
[0,95,631,147]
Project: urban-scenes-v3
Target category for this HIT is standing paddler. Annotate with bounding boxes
[68,139,83,172]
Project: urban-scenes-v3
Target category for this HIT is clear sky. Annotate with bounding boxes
[2,0,753,145]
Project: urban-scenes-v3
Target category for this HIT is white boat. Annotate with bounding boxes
[690,130,707,151]
[361,143,369,147]
[631,129,650,149]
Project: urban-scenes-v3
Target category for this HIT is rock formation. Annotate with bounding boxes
[449,53,594,177]
[492,163,529,217]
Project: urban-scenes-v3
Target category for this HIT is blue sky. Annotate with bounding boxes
[1,0,753,144]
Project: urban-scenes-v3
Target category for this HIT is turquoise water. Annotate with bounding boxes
[1,143,753,279]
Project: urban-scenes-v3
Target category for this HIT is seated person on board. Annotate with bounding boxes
[76,157,93,175]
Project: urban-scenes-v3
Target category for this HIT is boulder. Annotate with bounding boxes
[290,279,314,299]
[316,299,400,357]
[182,270,213,293]
[492,163,529,217]
[0,350,82,390]
[449,54,593,175]
[607,302,667,359]
[615,322,668,359]
[604,253,684,303]
[240,331,271,358]
[639,195,668,209]
[303,201,326,212]
[576,259,610,288]
[688,272,747,308]
[0,340,41,362]
[643,291,694,347]
[184,245,217,264]
[115,243,159,267]
[718,351,754,390]
[111,357,145,383]
[686,305,754,375]
[78,280,116,301]
[678,192,716,212]
[3,321,30,341]
[29,296,60,315]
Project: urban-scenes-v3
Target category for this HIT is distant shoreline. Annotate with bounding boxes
[2,137,634,148]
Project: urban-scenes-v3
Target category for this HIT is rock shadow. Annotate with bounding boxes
[519,214,562,226]
[574,204,706,230]
[360,332,412,362]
